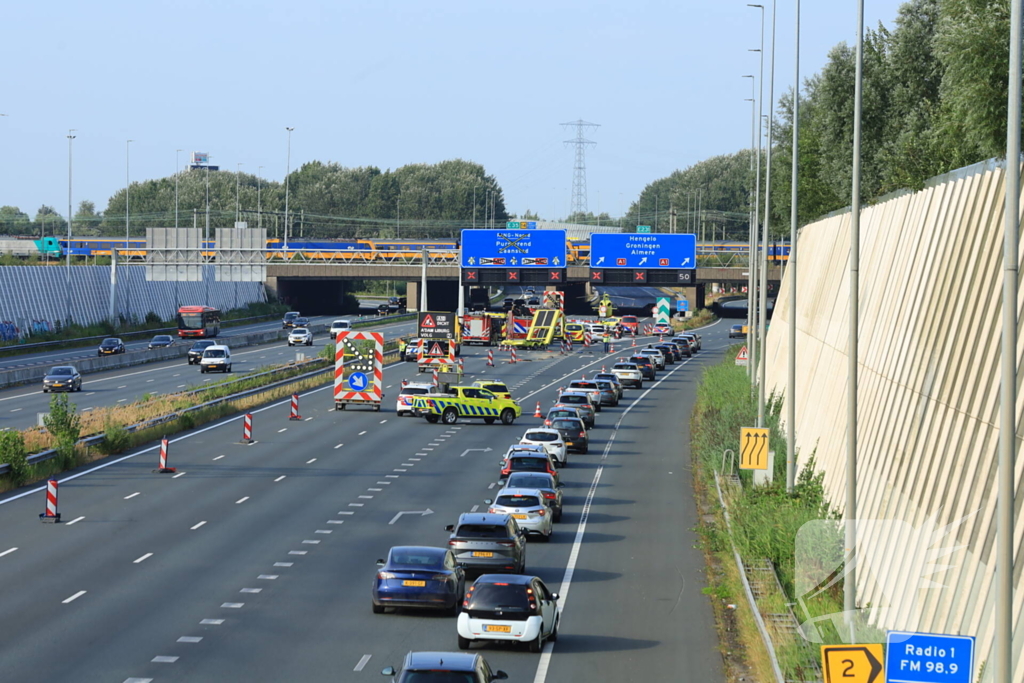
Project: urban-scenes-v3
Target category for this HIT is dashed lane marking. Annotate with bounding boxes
[236,497,249,504]
[66,516,85,525]
[177,637,202,643]
[213,455,225,461]
[334,443,344,449]
[258,575,278,580]
[274,562,293,567]
[302,540,320,545]
[354,655,372,672]
[172,472,186,479]
[306,458,317,464]
[221,602,244,608]
[274,476,286,482]
[63,591,87,604]
[277,428,287,433]
[133,553,153,564]
[200,619,224,625]
[151,656,178,663]
[191,521,207,530]
[124,492,140,500]
[358,430,367,436]
[240,588,262,594]
[0,547,17,557]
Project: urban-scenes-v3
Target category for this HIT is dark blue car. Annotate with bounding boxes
[372,546,465,615]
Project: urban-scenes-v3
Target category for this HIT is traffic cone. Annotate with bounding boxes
[432,368,439,386]
[609,342,615,353]
[534,402,543,418]
[39,478,60,523]
[289,394,302,421]
[510,348,518,364]
[602,365,606,372]
[154,436,177,473]
[487,349,495,366]
[631,336,637,348]
[242,413,254,444]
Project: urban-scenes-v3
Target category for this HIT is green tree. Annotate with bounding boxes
[0,206,31,235]
[34,205,68,237]
[73,200,102,234]
[0,429,30,486]
[43,393,82,469]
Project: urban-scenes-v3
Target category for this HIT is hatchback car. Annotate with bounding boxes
[282,311,301,329]
[457,575,560,652]
[199,345,232,373]
[554,392,597,428]
[628,355,656,381]
[486,489,552,541]
[519,428,567,467]
[593,373,624,400]
[329,319,352,337]
[381,651,508,683]
[729,324,745,339]
[503,472,563,522]
[97,337,125,356]
[472,380,511,400]
[444,514,527,574]
[544,405,582,427]
[372,546,465,615]
[500,450,560,486]
[548,417,589,454]
[42,365,82,393]
[148,334,174,350]
[593,378,622,405]
[566,380,603,411]
[288,327,313,346]
[611,362,643,388]
[671,337,694,357]
[294,316,310,327]
[654,343,680,363]
[639,348,666,370]
[682,332,702,350]
[377,303,391,315]
[397,382,434,417]
[187,339,217,365]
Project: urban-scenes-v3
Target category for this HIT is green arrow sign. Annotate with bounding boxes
[655,297,670,325]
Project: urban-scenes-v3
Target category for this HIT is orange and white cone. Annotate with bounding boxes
[39,478,60,523]
[154,436,177,473]
[289,393,302,421]
[534,402,543,418]
[487,349,494,366]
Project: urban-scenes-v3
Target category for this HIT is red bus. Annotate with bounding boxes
[177,306,221,338]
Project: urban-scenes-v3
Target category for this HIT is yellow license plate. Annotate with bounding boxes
[402,580,426,587]
[472,551,493,557]
[484,624,512,633]
[512,514,528,519]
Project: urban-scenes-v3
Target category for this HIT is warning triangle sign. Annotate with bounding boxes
[430,342,445,356]
[421,314,436,328]
[736,346,748,360]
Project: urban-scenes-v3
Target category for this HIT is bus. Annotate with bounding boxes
[177,306,221,338]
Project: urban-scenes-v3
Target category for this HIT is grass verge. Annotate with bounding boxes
[673,308,716,332]
[690,350,851,681]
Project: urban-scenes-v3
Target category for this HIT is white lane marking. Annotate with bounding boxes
[380,419,387,424]
[487,483,496,489]
[124,678,154,683]
[66,516,85,525]
[358,430,367,436]
[173,373,181,377]
[277,428,287,433]
[172,472,186,479]
[124,492,140,500]
[240,588,262,594]
[133,553,153,564]
[177,384,186,388]
[337,511,355,515]
[289,551,308,555]
[177,636,202,643]
[63,591,87,604]
[394,468,407,472]
[359,495,373,499]
[409,458,421,461]
[377,481,391,485]
[470,505,479,513]
[10,408,21,412]
[349,503,364,507]
[274,562,294,567]
[191,521,207,530]
[0,547,17,557]
[415,453,427,456]
[146,379,154,383]
[315,529,332,534]
[401,462,415,466]
[385,474,399,478]
[327,520,344,524]
[152,656,178,663]
[258,574,278,580]
[86,392,95,396]
[302,540,320,545]
[221,602,244,608]
[117,399,127,403]
[334,443,344,449]
[200,619,224,625]
[354,655,372,672]
[368,488,382,492]
[272,475,287,483]
[422,447,435,451]
[386,384,393,389]
[213,455,225,461]
[118,385,127,389]
[306,458,317,464]
[304,417,313,421]
[236,497,249,504]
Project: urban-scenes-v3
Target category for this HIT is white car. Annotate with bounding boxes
[396,382,434,416]
[457,575,560,652]
[485,489,553,540]
[520,428,567,467]
[638,348,666,370]
[611,362,643,389]
[199,345,232,373]
[288,328,313,346]
[329,319,352,337]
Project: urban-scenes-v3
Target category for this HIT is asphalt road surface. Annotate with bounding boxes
[0,317,727,682]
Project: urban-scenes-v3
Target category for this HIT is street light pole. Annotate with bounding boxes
[284,127,294,249]
[757,0,776,429]
[743,76,756,378]
[472,186,477,229]
[258,166,263,230]
[236,162,243,225]
[125,140,134,247]
[175,149,182,229]
[748,5,765,397]
[786,0,801,493]
[67,129,76,324]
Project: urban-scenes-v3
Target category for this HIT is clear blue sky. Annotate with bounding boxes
[1,0,907,224]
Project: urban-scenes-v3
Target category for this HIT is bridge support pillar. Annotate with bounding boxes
[406,282,419,313]
[264,276,279,302]
[695,283,706,311]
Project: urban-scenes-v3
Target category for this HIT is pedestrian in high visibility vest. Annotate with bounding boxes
[603,332,610,353]
[398,338,407,357]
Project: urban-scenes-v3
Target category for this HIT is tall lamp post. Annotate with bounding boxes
[748,4,765,397]
[236,162,243,225]
[66,129,76,324]
[786,0,801,493]
[257,166,264,230]
[742,76,756,380]
[125,140,134,247]
[284,127,294,249]
[175,149,182,229]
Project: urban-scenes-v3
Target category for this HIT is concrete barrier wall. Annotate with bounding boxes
[764,158,1022,677]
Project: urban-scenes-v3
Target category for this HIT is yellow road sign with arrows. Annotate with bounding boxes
[821,644,884,683]
[740,427,769,470]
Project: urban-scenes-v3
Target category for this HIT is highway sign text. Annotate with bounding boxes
[885,631,974,683]
[461,229,567,268]
[590,233,697,269]
[822,645,884,683]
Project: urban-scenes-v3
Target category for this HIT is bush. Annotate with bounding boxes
[0,430,29,486]
[99,422,132,455]
[144,311,162,324]
[43,393,82,469]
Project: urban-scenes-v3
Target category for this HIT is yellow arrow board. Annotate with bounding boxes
[739,427,769,470]
[821,644,884,683]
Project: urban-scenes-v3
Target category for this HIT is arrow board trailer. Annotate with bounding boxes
[418,339,458,373]
[334,331,384,411]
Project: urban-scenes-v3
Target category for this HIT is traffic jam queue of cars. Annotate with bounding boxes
[376,327,701,674]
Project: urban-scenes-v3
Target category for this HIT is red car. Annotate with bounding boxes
[619,315,639,335]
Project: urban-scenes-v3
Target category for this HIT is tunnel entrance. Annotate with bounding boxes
[275,279,360,315]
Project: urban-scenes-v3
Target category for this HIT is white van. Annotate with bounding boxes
[329,319,353,337]
[200,345,232,373]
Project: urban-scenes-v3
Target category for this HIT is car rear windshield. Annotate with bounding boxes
[204,350,226,358]
[192,341,215,349]
[481,384,508,394]
[389,550,444,568]
[403,671,476,683]
[507,474,553,489]
[153,336,171,342]
[510,457,548,470]
[467,584,533,612]
[569,382,597,389]
[102,339,119,344]
[595,381,614,390]
[552,419,582,430]
[400,387,430,396]
[558,394,587,404]
[594,374,616,382]
[496,494,541,507]
[525,431,558,442]
[292,328,308,334]
[455,524,510,539]
[613,364,637,370]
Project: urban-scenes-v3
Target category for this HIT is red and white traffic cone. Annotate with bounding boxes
[510,348,518,364]
[602,365,606,372]
[487,349,495,366]
[39,478,60,523]
[242,413,254,444]
[631,336,637,348]
[458,357,465,373]
[154,436,177,473]
[609,342,615,353]
[534,402,543,418]
[289,394,302,421]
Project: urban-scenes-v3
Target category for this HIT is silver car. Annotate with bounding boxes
[485,489,553,541]
[611,362,643,389]
[593,373,624,400]
[554,392,596,428]
[639,348,666,370]
[567,380,605,411]
[502,472,563,522]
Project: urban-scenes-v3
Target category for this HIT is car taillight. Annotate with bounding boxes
[542,492,556,499]
[377,571,396,579]
[488,508,497,514]
[497,541,515,547]
[579,431,586,438]
[430,573,450,581]
[448,540,457,546]
[536,508,546,516]
[544,420,552,426]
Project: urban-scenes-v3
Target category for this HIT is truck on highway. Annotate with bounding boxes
[462,312,502,346]
[410,385,521,425]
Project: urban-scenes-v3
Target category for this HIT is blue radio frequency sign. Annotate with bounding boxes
[885,631,974,683]
[461,229,567,268]
[590,233,697,269]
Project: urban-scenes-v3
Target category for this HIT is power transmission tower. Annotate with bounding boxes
[561,119,599,218]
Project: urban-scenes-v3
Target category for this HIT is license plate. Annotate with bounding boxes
[484,624,512,633]
[53,383,63,387]
[402,580,426,587]
[472,551,493,557]
[512,514,528,519]
[565,441,573,446]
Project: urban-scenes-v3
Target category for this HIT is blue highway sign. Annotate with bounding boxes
[885,631,974,683]
[348,372,369,391]
[591,233,697,269]
[461,229,567,268]
[677,299,689,312]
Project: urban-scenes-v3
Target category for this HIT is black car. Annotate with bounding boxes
[294,316,310,327]
[42,365,82,393]
[187,339,217,365]
[148,334,174,350]
[655,343,681,363]
[527,297,540,306]
[381,652,507,683]
[549,416,589,454]
[377,303,391,315]
[282,311,301,329]
[97,338,125,356]
[729,324,745,338]
[629,355,656,380]
[502,298,514,312]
